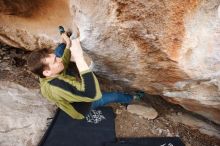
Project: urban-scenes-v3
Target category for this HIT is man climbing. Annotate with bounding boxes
[27,26,144,120]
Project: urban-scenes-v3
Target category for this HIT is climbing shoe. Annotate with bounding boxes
[133,90,145,101]
[58,26,65,34]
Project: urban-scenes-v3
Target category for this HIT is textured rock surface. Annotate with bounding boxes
[166,112,220,139]
[164,0,220,124]
[127,104,158,119]
[0,81,55,146]
[0,0,220,124]
[0,0,73,50]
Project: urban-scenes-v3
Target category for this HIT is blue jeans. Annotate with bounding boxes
[91,92,133,109]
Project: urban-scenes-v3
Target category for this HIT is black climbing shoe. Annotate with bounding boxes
[133,90,145,101]
[59,26,65,34]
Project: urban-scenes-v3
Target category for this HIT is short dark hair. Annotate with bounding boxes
[27,48,51,78]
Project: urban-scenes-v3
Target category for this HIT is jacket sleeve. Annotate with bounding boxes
[61,48,71,69]
[49,70,102,102]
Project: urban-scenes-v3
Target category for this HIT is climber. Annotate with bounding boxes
[27,26,144,120]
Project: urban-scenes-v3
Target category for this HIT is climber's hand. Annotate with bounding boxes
[61,33,71,49]
[70,38,83,60]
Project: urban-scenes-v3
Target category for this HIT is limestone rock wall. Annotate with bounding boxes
[0,0,220,124]
[164,0,220,124]
[0,81,55,146]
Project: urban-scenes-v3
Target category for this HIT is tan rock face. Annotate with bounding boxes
[0,0,220,124]
[0,0,36,16]
[0,0,73,50]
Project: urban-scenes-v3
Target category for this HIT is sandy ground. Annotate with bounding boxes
[0,44,220,146]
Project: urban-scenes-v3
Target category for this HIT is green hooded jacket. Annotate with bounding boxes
[39,48,102,119]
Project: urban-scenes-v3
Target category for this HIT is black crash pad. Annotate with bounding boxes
[106,137,185,146]
[39,107,116,146]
